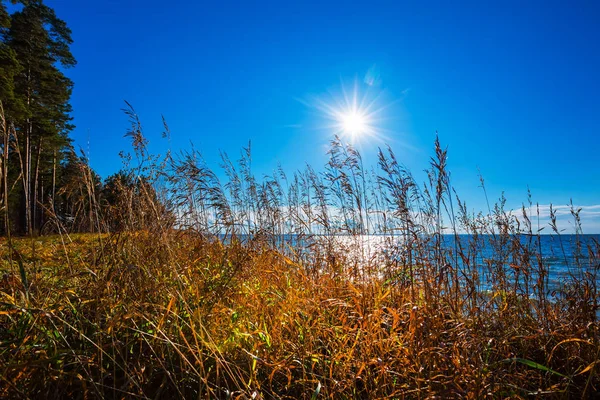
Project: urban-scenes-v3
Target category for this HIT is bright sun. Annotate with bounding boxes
[340,110,368,137]
[310,80,386,144]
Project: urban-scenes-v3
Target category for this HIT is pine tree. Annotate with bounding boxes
[4,0,76,234]
[0,2,19,106]
[0,1,19,235]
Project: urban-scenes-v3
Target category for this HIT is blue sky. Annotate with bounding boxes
[37,0,600,231]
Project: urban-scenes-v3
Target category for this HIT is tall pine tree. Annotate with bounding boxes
[0,1,19,107]
[3,0,76,234]
[0,0,19,235]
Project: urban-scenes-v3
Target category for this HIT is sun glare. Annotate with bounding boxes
[340,110,368,137]
[310,80,389,144]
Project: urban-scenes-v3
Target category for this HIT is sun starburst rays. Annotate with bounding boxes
[311,80,389,145]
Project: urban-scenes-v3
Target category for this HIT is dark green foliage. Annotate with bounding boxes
[0,2,9,28]
[0,0,76,235]
[99,171,161,232]
[0,2,20,113]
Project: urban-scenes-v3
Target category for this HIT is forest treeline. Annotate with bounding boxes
[0,0,142,236]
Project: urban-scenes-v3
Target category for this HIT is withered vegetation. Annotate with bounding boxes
[1,107,599,398]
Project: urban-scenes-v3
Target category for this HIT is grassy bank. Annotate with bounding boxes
[1,121,599,398]
[1,230,598,398]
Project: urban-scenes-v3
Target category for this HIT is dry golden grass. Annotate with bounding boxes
[1,109,599,397]
[1,231,598,399]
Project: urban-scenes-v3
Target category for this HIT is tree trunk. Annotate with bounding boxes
[1,101,9,237]
[32,136,42,234]
[24,120,31,235]
[52,149,56,207]
[24,64,32,235]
